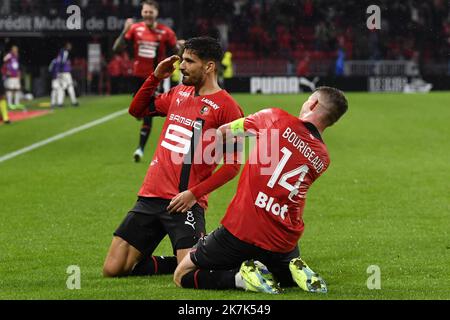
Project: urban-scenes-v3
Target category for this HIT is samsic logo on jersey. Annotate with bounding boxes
[168,113,201,129]
[200,106,210,115]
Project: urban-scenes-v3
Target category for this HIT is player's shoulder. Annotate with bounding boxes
[155,23,176,39]
[216,89,237,103]
[171,84,195,97]
[131,21,146,32]
[156,23,175,33]
[253,107,293,121]
[133,21,146,27]
[215,90,244,113]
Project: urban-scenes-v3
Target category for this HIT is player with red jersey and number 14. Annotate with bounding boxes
[174,86,348,294]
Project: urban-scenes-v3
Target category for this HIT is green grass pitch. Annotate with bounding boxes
[0,92,449,300]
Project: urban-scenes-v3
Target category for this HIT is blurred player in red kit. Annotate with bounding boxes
[113,0,181,162]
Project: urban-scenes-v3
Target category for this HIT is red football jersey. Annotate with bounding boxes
[221,108,330,253]
[125,22,177,78]
[138,85,244,209]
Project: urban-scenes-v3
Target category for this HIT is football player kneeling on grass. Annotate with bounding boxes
[103,37,243,279]
[174,87,348,294]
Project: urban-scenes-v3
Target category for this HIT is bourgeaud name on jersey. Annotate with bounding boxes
[255,191,288,220]
[169,113,202,129]
[282,127,325,173]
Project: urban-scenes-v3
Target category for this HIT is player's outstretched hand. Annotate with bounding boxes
[123,18,134,32]
[154,55,180,80]
[167,190,197,214]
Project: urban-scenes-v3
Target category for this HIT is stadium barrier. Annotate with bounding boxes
[344,60,420,76]
[224,76,450,94]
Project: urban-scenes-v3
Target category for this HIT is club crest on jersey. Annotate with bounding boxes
[200,105,210,115]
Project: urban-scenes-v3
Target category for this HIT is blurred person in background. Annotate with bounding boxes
[107,53,124,95]
[0,68,9,124]
[112,0,180,163]
[2,45,24,110]
[56,42,79,107]
[220,50,233,89]
[48,57,61,108]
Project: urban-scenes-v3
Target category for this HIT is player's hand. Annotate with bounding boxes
[123,18,134,32]
[154,55,180,79]
[167,190,197,214]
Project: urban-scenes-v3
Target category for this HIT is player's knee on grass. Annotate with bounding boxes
[103,237,141,277]
[102,252,132,277]
[103,260,124,278]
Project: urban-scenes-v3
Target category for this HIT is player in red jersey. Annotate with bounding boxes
[174,87,348,294]
[103,37,244,278]
[113,0,179,162]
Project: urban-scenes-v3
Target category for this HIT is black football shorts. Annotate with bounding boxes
[190,226,300,287]
[114,197,206,256]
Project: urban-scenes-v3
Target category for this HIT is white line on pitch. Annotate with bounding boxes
[0,109,128,164]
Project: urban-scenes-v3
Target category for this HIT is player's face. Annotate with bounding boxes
[179,50,207,86]
[11,46,18,55]
[141,4,158,25]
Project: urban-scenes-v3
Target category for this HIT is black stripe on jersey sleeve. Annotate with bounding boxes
[148,96,156,113]
[222,141,243,154]
[179,118,205,192]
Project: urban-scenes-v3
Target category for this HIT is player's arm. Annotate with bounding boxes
[113,18,133,53]
[217,117,256,145]
[167,161,241,214]
[168,123,244,214]
[129,55,180,118]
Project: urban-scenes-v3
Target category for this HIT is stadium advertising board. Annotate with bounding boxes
[0,16,173,33]
[226,76,448,94]
[250,77,305,94]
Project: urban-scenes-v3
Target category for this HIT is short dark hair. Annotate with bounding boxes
[183,37,224,66]
[315,86,348,126]
[141,0,159,10]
